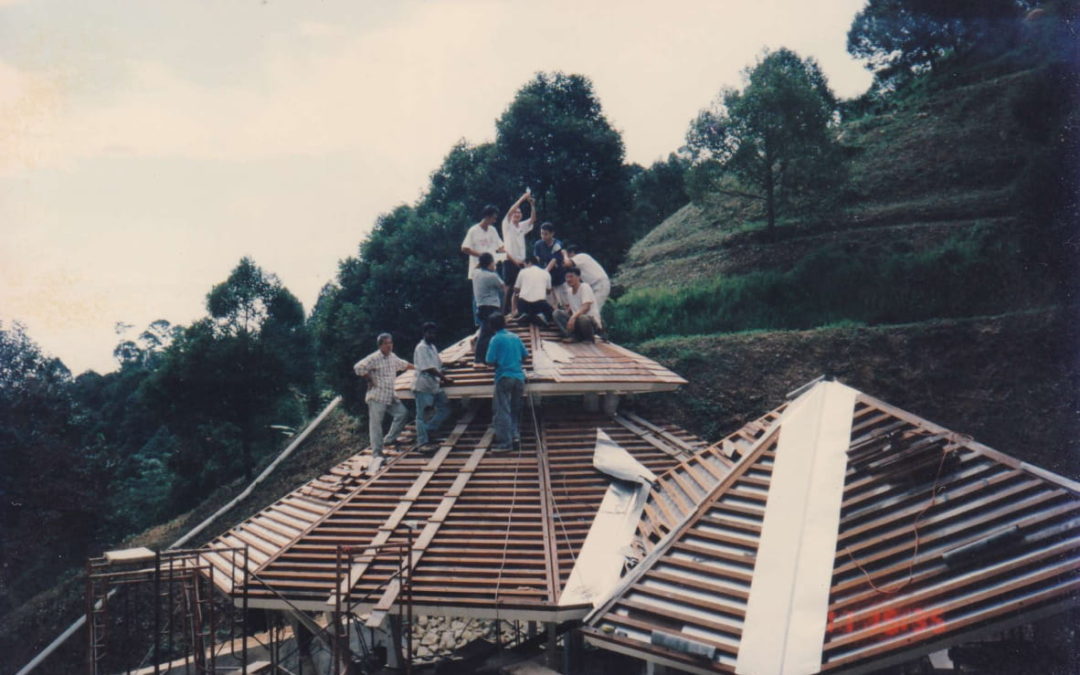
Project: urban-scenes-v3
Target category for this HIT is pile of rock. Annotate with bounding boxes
[410,616,522,663]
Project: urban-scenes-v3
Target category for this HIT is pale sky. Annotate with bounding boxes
[0,0,872,374]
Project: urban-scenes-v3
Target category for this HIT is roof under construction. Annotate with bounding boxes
[582,380,1080,674]
[199,320,1080,674]
[202,400,709,621]
[393,320,687,399]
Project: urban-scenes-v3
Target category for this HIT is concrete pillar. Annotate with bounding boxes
[287,614,318,675]
[386,615,406,670]
[562,626,583,674]
[602,393,620,416]
[545,622,559,670]
[583,393,600,412]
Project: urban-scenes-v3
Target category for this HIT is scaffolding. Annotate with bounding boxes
[331,535,415,674]
[86,547,250,675]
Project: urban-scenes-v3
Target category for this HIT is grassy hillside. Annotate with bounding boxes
[610,62,1072,343]
[611,54,1077,485]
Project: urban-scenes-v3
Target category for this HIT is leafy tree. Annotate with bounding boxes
[207,256,277,336]
[313,72,637,410]
[0,322,103,607]
[686,48,843,230]
[847,0,1034,86]
[147,259,312,490]
[112,319,177,368]
[491,72,633,268]
[627,153,691,239]
[312,204,469,413]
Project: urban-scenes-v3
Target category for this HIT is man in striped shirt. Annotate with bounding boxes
[354,333,413,469]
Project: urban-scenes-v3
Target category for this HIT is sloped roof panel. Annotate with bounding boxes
[583,382,1080,674]
[203,401,706,619]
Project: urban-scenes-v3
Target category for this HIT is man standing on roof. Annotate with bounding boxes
[501,189,537,311]
[461,205,505,325]
[413,322,454,451]
[554,267,603,343]
[354,333,413,471]
[484,314,527,452]
[533,222,570,309]
[473,252,506,366]
[512,255,554,326]
[566,244,610,315]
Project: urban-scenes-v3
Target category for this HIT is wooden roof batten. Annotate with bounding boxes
[582,378,1080,675]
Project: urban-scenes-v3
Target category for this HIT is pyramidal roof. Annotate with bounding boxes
[201,401,709,621]
[394,319,687,399]
[582,380,1080,675]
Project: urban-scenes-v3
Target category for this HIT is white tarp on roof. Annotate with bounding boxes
[735,381,857,675]
[559,429,656,607]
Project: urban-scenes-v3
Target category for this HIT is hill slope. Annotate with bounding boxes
[615,66,1055,295]
[612,58,1077,481]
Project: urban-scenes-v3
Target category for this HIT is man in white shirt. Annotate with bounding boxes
[554,267,602,343]
[412,322,453,450]
[461,205,505,325]
[512,255,554,326]
[566,244,610,314]
[501,190,537,310]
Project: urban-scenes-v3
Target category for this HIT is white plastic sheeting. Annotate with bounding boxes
[735,381,857,675]
[531,339,575,379]
[559,429,656,606]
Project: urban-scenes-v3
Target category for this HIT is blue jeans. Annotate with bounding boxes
[368,398,408,456]
[414,390,450,445]
[493,377,524,448]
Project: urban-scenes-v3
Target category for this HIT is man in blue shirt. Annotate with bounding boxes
[484,314,527,451]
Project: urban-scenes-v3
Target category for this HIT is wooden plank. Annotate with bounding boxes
[364,430,493,626]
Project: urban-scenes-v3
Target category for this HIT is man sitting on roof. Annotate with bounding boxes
[412,321,454,451]
[484,314,527,452]
[554,267,602,343]
[566,244,610,315]
[511,255,554,327]
[354,333,414,471]
[533,222,570,309]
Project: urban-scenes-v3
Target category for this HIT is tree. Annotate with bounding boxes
[847,0,1033,86]
[207,256,277,336]
[0,322,104,606]
[491,72,633,268]
[311,204,469,413]
[112,319,177,368]
[686,48,843,231]
[313,72,637,411]
[147,259,313,487]
[627,153,691,240]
